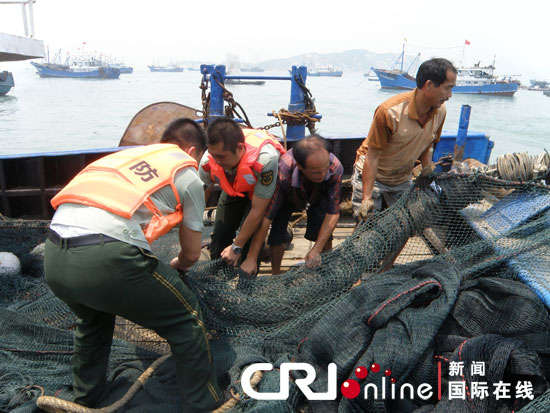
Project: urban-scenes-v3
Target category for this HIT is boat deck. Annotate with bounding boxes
[257,218,434,275]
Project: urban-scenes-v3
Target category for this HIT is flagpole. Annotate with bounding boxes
[462,40,470,67]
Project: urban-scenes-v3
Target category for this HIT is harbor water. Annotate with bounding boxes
[0,65,548,160]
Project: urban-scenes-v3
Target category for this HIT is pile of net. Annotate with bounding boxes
[1,172,549,413]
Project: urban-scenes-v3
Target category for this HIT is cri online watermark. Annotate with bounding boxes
[241,361,534,401]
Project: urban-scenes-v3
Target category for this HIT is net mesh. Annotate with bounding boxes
[1,173,549,412]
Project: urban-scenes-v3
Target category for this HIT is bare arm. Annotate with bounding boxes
[240,216,271,275]
[233,195,271,248]
[174,224,202,271]
[221,195,271,267]
[419,145,433,169]
[304,212,339,268]
[245,216,271,261]
[311,213,339,253]
[361,148,381,201]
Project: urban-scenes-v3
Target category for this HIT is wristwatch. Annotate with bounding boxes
[231,243,243,255]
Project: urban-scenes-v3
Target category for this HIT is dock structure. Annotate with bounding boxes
[0,0,45,62]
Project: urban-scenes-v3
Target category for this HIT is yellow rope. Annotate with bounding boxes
[213,371,263,412]
[36,354,171,413]
[36,357,264,413]
[273,110,287,150]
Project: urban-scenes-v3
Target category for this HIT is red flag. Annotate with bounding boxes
[465,40,471,45]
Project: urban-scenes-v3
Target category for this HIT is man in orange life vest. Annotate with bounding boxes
[44,118,224,411]
[199,117,285,267]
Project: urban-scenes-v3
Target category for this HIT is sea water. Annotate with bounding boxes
[0,65,548,161]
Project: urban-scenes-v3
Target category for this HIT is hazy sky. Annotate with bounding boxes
[1,0,548,78]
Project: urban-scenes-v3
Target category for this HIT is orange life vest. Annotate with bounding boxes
[51,144,198,244]
[202,128,285,198]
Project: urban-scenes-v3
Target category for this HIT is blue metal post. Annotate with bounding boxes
[209,64,226,120]
[287,65,308,141]
[455,104,471,160]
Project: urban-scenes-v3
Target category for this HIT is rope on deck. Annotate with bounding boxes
[36,353,170,413]
[35,354,263,413]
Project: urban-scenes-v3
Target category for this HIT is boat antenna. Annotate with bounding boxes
[406,53,421,74]
[400,38,407,72]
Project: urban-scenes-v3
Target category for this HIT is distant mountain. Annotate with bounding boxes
[256,49,418,72]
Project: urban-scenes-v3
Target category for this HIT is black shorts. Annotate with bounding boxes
[267,200,332,246]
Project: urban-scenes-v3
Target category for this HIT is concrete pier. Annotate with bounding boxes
[0,32,44,61]
[0,0,44,62]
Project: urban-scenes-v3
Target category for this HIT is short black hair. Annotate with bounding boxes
[293,135,330,168]
[206,117,244,153]
[416,58,457,89]
[161,118,206,153]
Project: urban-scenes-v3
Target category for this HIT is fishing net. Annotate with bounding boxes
[1,172,549,412]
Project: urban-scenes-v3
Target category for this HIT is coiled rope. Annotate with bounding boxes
[496,152,550,181]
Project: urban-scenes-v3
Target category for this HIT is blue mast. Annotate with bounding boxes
[287,66,308,141]
[199,64,318,141]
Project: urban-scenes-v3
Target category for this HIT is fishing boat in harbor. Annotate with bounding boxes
[148,65,184,72]
[0,70,14,95]
[363,70,378,81]
[31,61,120,79]
[373,63,519,95]
[79,54,133,74]
[372,45,519,95]
[529,80,550,91]
[83,55,133,74]
[307,66,343,77]
[110,64,133,74]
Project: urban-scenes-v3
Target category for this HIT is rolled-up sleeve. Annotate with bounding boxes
[367,106,394,150]
[198,151,212,186]
[253,155,279,199]
[177,170,206,232]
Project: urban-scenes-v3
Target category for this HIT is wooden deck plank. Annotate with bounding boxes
[257,223,434,275]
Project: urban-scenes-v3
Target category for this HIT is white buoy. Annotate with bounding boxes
[0,252,21,276]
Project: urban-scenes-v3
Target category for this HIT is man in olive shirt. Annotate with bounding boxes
[352,58,457,220]
[199,118,283,266]
[45,118,223,411]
